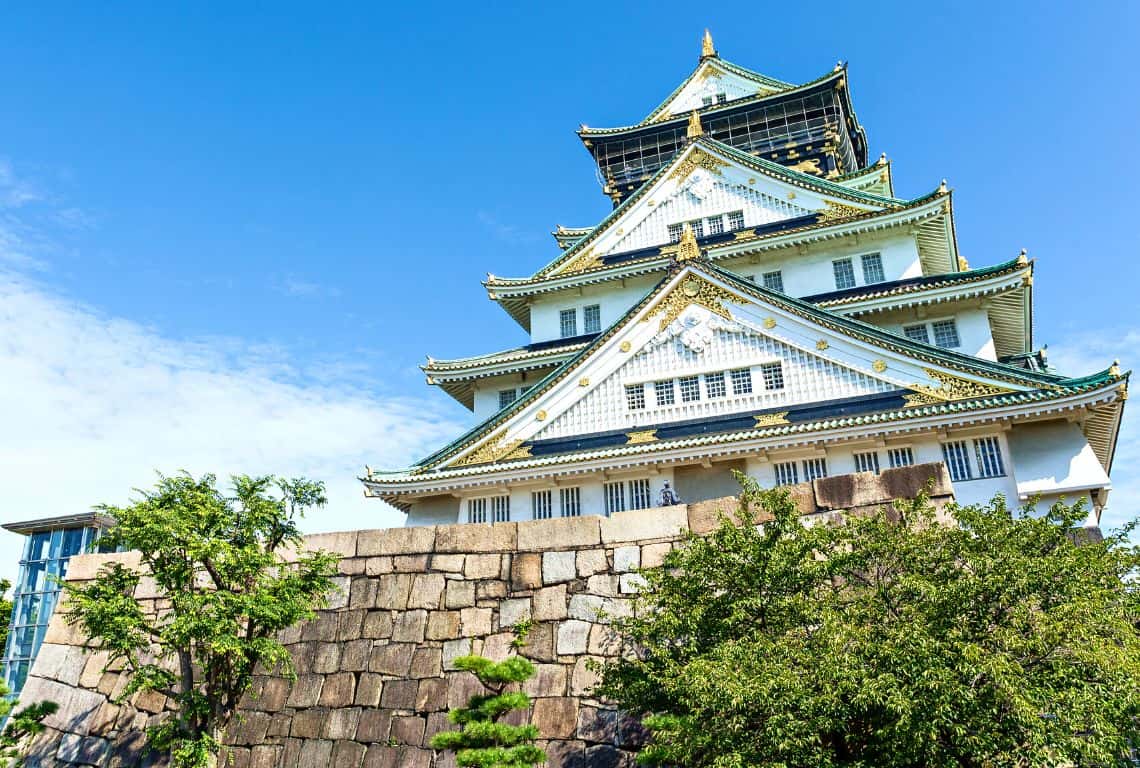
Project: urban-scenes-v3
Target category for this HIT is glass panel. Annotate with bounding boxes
[679,376,700,402]
[730,368,753,395]
[705,372,726,398]
[559,309,577,338]
[761,363,785,390]
[654,380,675,407]
[941,441,973,481]
[888,447,914,468]
[625,384,646,410]
[903,325,930,344]
[774,462,798,486]
[762,270,784,292]
[854,451,880,474]
[832,259,856,289]
[974,437,1005,478]
[932,320,961,348]
[583,305,602,334]
[860,253,885,284]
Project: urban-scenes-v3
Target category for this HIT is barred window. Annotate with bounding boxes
[802,457,828,481]
[559,309,577,338]
[854,451,880,474]
[705,371,727,398]
[532,490,553,520]
[707,214,725,235]
[629,479,652,510]
[887,447,915,468]
[716,92,727,104]
[974,436,1005,478]
[941,441,973,481]
[762,270,784,292]
[583,304,602,334]
[727,210,745,230]
[498,389,517,410]
[904,324,930,344]
[761,362,785,390]
[861,253,885,284]
[467,498,488,524]
[701,95,714,106]
[604,482,626,515]
[730,368,753,395]
[679,375,701,402]
[491,496,510,523]
[625,383,646,410]
[932,320,961,349]
[667,223,684,243]
[774,461,799,486]
[654,379,675,406]
[559,487,581,517]
[833,258,856,289]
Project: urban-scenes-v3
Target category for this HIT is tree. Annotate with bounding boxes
[431,621,546,768]
[0,579,12,658]
[0,692,58,766]
[598,477,1140,767]
[63,472,339,768]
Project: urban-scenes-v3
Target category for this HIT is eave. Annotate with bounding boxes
[3,511,116,535]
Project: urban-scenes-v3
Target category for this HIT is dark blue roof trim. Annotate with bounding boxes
[526,332,600,352]
[601,215,820,267]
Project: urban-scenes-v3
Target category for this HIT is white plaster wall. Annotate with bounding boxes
[471,369,557,421]
[875,307,996,361]
[530,275,658,345]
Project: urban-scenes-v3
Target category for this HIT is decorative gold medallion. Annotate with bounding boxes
[626,429,658,445]
[535,410,547,421]
[787,191,796,200]
[872,359,887,373]
[763,317,777,329]
[619,341,631,353]
[578,377,590,387]
[555,246,602,275]
[816,339,830,351]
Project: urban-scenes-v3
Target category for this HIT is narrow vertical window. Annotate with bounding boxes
[730,368,753,395]
[679,375,701,402]
[887,447,915,468]
[832,258,856,289]
[625,383,646,411]
[932,320,961,349]
[762,270,784,292]
[654,379,675,406]
[467,498,488,524]
[604,482,627,516]
[491,496,510,523]
[774,461,799,486]
[727,210,745,230]
[860,252,885,284]
[559,487,581,517]
[854,451,880,474]
[707,214,725,235]
[705,371,727,398]
[629,479,652,510]
[941,441,973,481]
[498,389,517,410]
[903,324,931,344]
[701,95,714,106]
[802,457,828,481]
[532,490,553,520]
[559,309,577,338]
[761,362,785,390]
[583,304,602,334]
[974,436,1005,478]
[689,219,705,238]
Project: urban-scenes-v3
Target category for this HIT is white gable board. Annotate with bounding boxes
[659,63,778,118]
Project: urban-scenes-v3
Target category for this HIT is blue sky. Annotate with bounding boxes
[1,2,1137,580]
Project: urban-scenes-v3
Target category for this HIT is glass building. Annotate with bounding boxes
[1,513,113,697]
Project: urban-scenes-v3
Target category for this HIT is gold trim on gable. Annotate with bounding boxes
[554,247,602,275]
[754,411,790,427]
[643,275,737,331]
[904,369,1015,408]
[453,430,530,467]
[667,148,729,184]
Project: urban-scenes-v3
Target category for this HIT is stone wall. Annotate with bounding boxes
[18,464,952,768]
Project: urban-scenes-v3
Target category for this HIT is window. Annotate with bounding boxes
[559,487,581,517]
[904,324,931,344]
[727,210,745,230]
[498,389,517,410]
[707,214,724,235]
[730,368,753,395]
[974,436,1006,478]
[604,482,626,515]
[854,451,880,474]
[705,371,727,398]
[629,479,652,510]
[583,304,601,334]
[559,309,577,338]
[774,461,799,486]
[701,95,713,106]
[716,92,727,104]
[860,253,885,284]
[532,490,553,520]
[689,219,705,238]
[491,496,510,523]
[654,379,675,406]
[667,223,684,243]
[941,441,973,482]
[887,447,915,468]
[932,320,961,349]
[833,258,856,289]
[761,362,785,390]
[762,270,784,292]
[625,383,646,410]
[679,375,701,402]
[467,498,488,524]
[802,457,828,481]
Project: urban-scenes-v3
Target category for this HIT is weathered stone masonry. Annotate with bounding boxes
[18,464,952,768]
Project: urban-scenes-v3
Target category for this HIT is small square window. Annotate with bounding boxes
[932,320,961,349]
[860,253,885,284]
[887,447,914,468]
[701,95,714,106]
[707,214,725,235]
[583,304,601,334]
[802,457,828,481]
[679,375,701,402]
[833,258,856,289]
[705,371,727,398]
[904,324,931,344]
[730,368,753,395]
[941,441,973,481]
[762,270,784,292]
[727,210,745,230]
[854,451,880,474]
[625,383,646,410]
[667,223,684,243]
[716,92,727,104]
[498,389,517,410]
[689,219,705,238]
[774,461,799,486]
[654,379,675,406]
[761,362,785,390]
[560,309,577,338]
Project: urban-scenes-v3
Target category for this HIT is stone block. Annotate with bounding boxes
[459,607,492,637]
[577,705,618,742]
[476,579,507,600]
[340,555,366,575]
[589,623,622,655]
[619,573,647,594]
[338,609,366,640]
[601,504,688,544]
[340,638,372,672]
[365,556,393,575]
[362,610,393,639]
[532,697,579,739]
[409,647,443,678]
[517,515,601,551]
[356,709,392,742]
[381,678,419,710]
[533,584,567,621]
[332,740,367,768]
[576,548,608,577]
[544,739,587,768]
[435,521,518,553]
[542,551,576,584]
[64,551,142,582]
[556,620,590,655]
[613,545,640,572]
[442,639,472,670]
[446,672,484,710]
[584,744,624,768]
[354,673,383,707]
[286,675,323,708]
[374,573,415,610]
[392,714,427,745]
[444,579,475,609]
[35,643,88,686]
[431,554,465,573]
[392,554,429,572]
[318,672,356,707]
[641,542,672,568]
[510,552,542,590]
[369,643,415,676]
[425,610,461,641]
[499,597,531,629]
[521,620,555,662]
[312,642,342,674]
[586,574,620,597]
[305,530,359,558]
[617,712,651,749]
[349,578,378,610]
[250,745,281,768]
[813,470,890,511]
[463,554,501,579]
[357,525,436,556]
[79,650,109,689]
[392,610,428,643]
[415,677,448,711]
[571,656,601,696]
[257,677,290,712]
[291,709,326,739]
[297,738,334,768]
[523,664,567,698]
[879,461,954,500]
[323,707,361,740]
[480,632,515,662]
[407,573,445,610]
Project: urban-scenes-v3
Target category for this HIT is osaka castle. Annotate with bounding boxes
[363,32,1128,528]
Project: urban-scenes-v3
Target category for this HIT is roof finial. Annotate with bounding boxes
[676,223,701,262]
[834,60,844,72]
[1017,248,1029,265]
[687,110,704,139]
[939,178,949,193]
[700,29,717,60]
[877,152,888,166]
[1110,359,1121,377]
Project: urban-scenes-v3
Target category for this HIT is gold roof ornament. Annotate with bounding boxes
[1110,359,1121,377]
[700,29,717,60]
[1017,248,1029,266]
[939,179,949,193]
[676,223,701,262]
[834,60,843,71]
[687,110,704,139]
[877,152,888,166]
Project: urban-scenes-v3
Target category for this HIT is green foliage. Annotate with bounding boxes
[0,677,58,766]
[599,475,1140,767]
[430,654,546,768]
[62,472,339,768]
[0,579,12,658]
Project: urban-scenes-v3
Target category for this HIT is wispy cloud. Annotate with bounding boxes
[276,274,343,298]
[0,158,41,209]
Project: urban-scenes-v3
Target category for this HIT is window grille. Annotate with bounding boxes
[860,253,885,284]
[604,482,626,515]
[491,496,510,523]
[705,371,727,398]
[887,447,914,468]
[716,92,727,104]
[854,451,880,474]
[629,479,652,510]
[498,389,517,410]
[667,223,684,243]
[701,95,713,106]
[974,436,1005,478]
[802,457,828,481]
[903,324,930,344]
[689,219,705,238]
[559,487,581,517]
[583,304,601,334]
[467,498,488,524]
[932,320,961,349]
[727,210,745,230]
[730,368,753,395]
[707,214,725,235]
[559,309,577,338]
[774,461,799,486]
[941,441,973,481]
[762,270,784,292]
[761,362,785,390]
[625,383,646,410]
[679,375,701,402]
[833,258,856,289]
[654,379,675,406]
[532,490,553,520]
